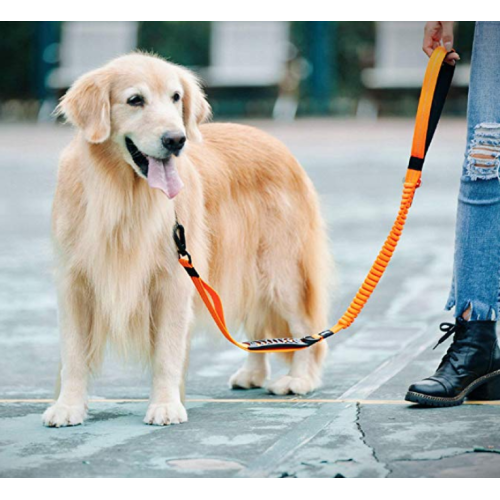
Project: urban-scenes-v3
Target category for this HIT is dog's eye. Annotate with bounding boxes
[127,94,145,107]
[172,92,181,103]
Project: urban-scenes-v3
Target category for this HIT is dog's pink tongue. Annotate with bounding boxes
[146,157,184,199]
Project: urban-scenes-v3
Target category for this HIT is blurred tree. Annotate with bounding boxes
[455,21,475,61]
[292,21,474,115]
[292,22,376,101]
[336,21,376,97]
[137,22,210,67]
[0,21,477,116]
[0,22,37,99]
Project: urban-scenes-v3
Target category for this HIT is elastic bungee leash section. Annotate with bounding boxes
[173,46,455,353]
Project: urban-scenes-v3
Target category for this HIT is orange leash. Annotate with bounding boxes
[174,47,455,353]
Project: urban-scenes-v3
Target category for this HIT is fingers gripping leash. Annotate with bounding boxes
[174,47,455,353]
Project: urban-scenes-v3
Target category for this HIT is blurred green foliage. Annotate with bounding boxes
[138,21,474,107]
[137,22,379,100]
[455,21,475,60]
[137,21,210,67]
[0,22,37,99]
[292,21,376,98]
[0,21,478,117]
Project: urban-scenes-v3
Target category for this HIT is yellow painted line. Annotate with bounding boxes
[188,398,408,405]
[0,398,499,405]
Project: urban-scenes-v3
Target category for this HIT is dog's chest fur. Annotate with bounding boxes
[78,182,176,349]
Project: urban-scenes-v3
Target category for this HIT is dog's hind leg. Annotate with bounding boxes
[229,320,271,390]
[266,314,328,396]
[265,238,330,395]
[229,351,270,390]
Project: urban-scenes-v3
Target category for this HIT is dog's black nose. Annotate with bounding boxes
[161,132,186,154]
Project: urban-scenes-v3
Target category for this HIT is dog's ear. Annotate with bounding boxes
[180,69,211,143]
[55,68,111,144]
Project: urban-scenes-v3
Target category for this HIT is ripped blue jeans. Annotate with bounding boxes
[446,22,500,321]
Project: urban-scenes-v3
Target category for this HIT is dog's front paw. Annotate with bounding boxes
[144,401,188,426]
[229,366,269,390]
[42,402,87,427]
[267,375,320,396]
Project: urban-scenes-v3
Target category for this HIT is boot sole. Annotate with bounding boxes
[405,369,500,407]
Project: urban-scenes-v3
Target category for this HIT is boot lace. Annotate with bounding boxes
[433,318,467,368]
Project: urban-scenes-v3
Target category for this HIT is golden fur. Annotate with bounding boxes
[43,53,332,427]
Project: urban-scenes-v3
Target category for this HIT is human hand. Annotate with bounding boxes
[423,22,460,65]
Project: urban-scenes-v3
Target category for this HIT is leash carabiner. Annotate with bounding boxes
[173,221,191,264]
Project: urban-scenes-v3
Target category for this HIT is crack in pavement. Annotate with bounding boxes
[355,402,391,477]
[238,322,437,477]
[387,448,500,478]
[393,448,500,463]
[264,404,390,478]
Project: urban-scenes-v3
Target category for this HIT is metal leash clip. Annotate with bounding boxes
[173,222,192,263]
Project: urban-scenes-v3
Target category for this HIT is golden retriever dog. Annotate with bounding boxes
[43,53,331,427]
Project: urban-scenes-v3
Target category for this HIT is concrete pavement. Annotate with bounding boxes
[2,118,500,477]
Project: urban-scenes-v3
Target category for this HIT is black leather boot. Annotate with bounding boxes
[405,317,500,407]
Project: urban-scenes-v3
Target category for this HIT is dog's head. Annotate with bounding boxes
[57,53,211,198]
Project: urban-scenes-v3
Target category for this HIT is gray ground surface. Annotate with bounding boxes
[1,118,499,478]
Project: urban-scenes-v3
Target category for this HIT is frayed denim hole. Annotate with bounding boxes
[459,302,498,321]
[466,123,500,181]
